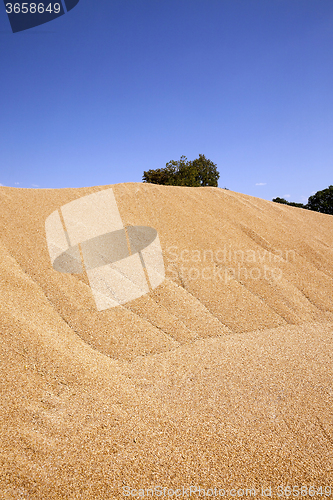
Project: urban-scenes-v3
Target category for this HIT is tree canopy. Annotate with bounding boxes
[306,185,333,215]
[272,197,305,208]
[273,185,333,215]
[142,154,220,187]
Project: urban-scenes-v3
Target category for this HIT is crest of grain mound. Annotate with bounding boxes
[1,183,333,499]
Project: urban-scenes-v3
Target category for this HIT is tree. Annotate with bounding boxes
[141,165,176,186]
[272,197,289,205]
[165,155,199,186]
[272,197,305,208]
[273,185,333,214]
[142,154,220,187]
[191,154,220,187]
[306,185,333,215]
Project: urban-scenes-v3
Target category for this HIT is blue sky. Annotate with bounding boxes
[0,0,332,203]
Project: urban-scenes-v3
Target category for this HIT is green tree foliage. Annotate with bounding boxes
[191,154,220,187]
[142,154,220,187]
[272,197,289,205]
[306,185,333,215]
[272,197,305,208]
[273,185,333,214]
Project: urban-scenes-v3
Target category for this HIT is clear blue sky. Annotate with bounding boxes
[1,0,332,203]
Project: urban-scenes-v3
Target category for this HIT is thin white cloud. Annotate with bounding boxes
[255,182,266,186]
[0,183,3,187]
[32,184,39,188]
[15,182,19,185]
[284,194,291,199]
